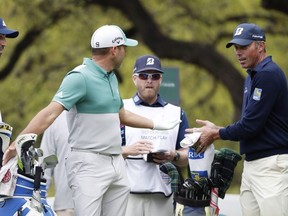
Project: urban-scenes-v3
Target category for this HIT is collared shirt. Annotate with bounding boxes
[53,58,123,154]
[132,93,167,107]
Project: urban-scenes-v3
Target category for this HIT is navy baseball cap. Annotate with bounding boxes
[226,23,265,48]
[133,55,163,73]
[0,18,19,38]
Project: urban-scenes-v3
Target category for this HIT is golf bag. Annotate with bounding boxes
[174,147,242,207]
[0,133,58,216]
[174,145,214,207]
[0,172,55,216]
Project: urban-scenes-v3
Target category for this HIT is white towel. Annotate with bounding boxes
[180,132,202,148]
[0,156,18,197]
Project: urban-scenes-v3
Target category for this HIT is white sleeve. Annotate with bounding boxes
[40,122,56,190]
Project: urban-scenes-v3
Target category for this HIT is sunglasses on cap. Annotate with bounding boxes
[134,73,162,81]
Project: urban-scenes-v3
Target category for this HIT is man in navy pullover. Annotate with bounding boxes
[0,17,18,59]
[187,23,288,216]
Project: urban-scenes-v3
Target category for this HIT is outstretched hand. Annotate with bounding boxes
[153,119,182,130]
[186,119,216,133]
[185,119,221,154]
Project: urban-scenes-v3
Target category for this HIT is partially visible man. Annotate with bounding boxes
[0,17,18,163]
[0,18,18,58]
[40,111,74,216]
[121,55,189,216]
[189,23,288,216]
[3,25,181,216]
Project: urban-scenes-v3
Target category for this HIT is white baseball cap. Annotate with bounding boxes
[91,25,138,48]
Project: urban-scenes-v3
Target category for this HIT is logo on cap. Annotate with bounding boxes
[112,37,124,45]
[146,58,155,65]
[252,34,264,40]
[234,28,244,36]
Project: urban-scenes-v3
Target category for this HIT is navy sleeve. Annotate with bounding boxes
[176,109,189,149]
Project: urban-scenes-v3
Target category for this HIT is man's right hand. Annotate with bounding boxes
[185,119,222,154]
[2,142,16,166]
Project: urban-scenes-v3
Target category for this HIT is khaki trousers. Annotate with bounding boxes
[240,154,288,216]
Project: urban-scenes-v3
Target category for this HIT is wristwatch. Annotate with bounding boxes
[173,151,180,161]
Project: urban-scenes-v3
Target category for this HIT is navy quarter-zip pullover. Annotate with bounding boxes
[219,56,288,161]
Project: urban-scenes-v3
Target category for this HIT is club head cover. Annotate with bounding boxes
[0,122,13,163]
[15,133,37,174]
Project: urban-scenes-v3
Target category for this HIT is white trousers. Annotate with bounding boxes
[55,209,74,216]
[240,154,288,216]
[125,193,174,216]
[66,151,130,216]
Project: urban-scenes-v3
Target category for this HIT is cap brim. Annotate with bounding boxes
[226,39,253,48]
[134,68,164,73]
[124,38,138,47]
[0,29,19,38]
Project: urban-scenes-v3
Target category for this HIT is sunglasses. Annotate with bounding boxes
[134,73,162,81]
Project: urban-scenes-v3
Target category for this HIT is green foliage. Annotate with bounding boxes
[1,0,288,194]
